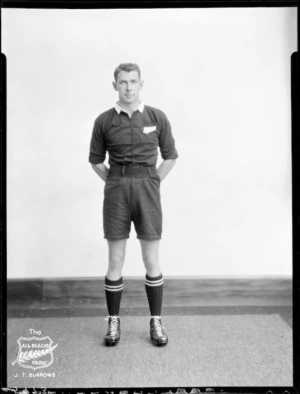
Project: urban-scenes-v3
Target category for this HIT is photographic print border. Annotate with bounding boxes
[0,1,299,393]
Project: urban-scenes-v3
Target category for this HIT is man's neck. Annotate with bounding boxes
[118,100,141,115]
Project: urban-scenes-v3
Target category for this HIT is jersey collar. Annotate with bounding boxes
[115,101,144,115]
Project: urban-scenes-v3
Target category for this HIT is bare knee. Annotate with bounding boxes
[106,240,127,280]
[142,255,160,277]
[142,253,157,267]
[140,240,161,277]
[109,247,125,264]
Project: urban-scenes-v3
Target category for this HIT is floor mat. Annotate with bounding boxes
[7,314,292,388]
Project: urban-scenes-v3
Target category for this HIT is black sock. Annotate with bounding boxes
[145,273,164,316]
[105,276,123,316]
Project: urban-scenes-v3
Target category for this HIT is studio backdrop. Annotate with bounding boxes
[3,7,297,278]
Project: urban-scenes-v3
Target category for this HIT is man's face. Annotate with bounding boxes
[113,70,143,106]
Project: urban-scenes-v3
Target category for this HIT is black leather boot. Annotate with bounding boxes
[104,316,121,346]
[150,316,168,346]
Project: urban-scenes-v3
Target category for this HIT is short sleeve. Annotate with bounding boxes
[88,119,107,164]
[158,113,179,160]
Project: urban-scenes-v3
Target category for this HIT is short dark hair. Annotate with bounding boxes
[114,63,141,82]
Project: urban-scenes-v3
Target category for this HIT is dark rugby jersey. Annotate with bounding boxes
[89,104,178,166]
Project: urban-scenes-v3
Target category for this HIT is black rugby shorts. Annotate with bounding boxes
[103,174,162,241]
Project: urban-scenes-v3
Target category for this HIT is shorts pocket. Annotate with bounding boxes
[104,175,121,193]
[150,174,161,187]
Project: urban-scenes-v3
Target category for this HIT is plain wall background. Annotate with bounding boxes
[3,8,297,279]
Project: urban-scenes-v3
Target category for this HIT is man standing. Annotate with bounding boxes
[89,63,178,347]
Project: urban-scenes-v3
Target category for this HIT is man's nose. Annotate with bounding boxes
[126,83,132,90]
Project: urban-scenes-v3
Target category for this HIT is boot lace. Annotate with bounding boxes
[105,316,119,336]
[152,316,163,336]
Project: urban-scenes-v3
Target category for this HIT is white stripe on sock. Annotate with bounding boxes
[145,279,164,287]
[105,284,124,291]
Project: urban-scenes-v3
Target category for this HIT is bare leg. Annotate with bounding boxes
[139,239,161,276]
[106,239,127,280]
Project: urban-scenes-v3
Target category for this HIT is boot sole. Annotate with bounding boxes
[151,338,168,346]
[105,338,120,346]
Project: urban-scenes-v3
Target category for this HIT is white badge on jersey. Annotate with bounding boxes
[143,126,156,134]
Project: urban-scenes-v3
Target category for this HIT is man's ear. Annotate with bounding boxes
[112,81,118,91]
[140,80,144,89]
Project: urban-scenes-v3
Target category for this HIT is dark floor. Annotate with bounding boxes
[6,278,293,390]
[7,277,293,327]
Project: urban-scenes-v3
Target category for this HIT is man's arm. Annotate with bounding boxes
[157,159,176,181]
[156,110,178,181]
[91,163,109,182]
